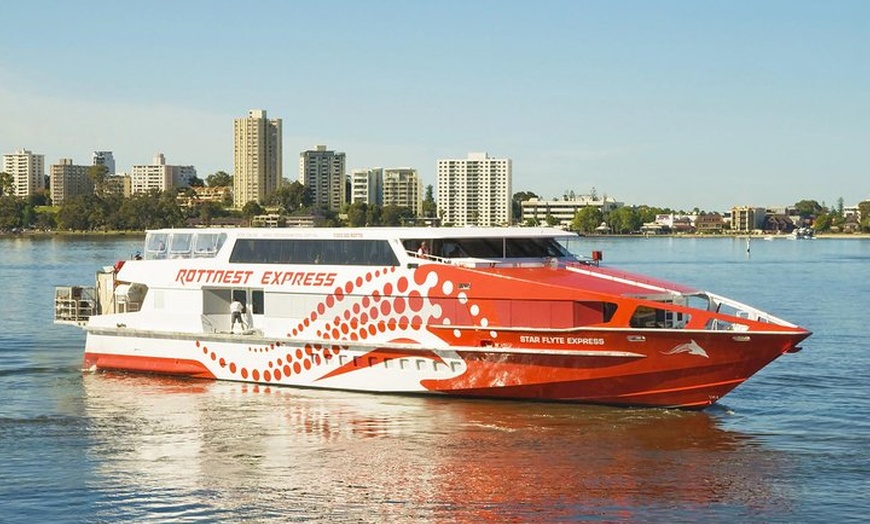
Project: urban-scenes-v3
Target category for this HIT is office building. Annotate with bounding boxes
[436,152,511,226]
[2,149,45,198]
[299,145,346,212]
[233,109,282,208]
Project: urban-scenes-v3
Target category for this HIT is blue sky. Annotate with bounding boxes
[1,0,867,211]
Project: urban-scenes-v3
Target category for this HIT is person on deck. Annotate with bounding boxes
[230,298,246,333]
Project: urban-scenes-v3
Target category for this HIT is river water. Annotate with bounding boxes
[0,234,867,523]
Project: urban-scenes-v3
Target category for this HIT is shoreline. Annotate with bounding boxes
[1,229,867,240]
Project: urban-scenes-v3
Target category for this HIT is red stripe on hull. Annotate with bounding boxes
[83,352,216,379]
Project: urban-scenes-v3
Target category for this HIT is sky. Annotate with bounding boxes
[1,0,867,211]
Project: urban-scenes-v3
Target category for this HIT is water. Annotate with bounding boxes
[0,234,867,523]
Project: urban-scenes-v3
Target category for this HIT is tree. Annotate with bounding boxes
[206,171,233,187]
[242,201,265,225]
[813,211,832,232]
[572,206,602,233]
[188,175,205,188]
[88,164,109,197]
[266,181,311,213]
[57,195,97,230]
[859,200,870,233]
[346,201,368,227]
[366,204,382,226]
[512,191,539,224]
[0,172,13,196]
[381,205,414,226]
[0,195,25,230]
[794,199,824,218]
[422,185,437,218]
[197,201,224,226]
[608,206,642,234]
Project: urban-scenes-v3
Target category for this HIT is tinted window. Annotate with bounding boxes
[230,239,399,266]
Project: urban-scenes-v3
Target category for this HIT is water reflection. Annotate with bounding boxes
[82,374,792,522]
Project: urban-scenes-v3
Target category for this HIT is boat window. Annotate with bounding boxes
[145,233,168,259]
[403,237,574,259]
[169,233,193,258]
[574,301,619,325]
[229,239,399,266]
[193,233,227,258]
[251,289,264,315]
[629,305,689,329]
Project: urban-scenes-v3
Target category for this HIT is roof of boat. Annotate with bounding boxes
[146,227,578,240]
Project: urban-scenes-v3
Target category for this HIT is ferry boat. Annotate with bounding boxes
[55,227,811,409]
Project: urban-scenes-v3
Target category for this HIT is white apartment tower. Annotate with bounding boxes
[352,168,383,206]
[130,153,197,194]
[299,145,346,212]
[437,152,512,226]
[234,109,283,208]
[50,158,93,205]
[2,149,45,197]
[383,168,423,216]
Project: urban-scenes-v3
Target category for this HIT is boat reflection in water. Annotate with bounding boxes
[82,373,793,522]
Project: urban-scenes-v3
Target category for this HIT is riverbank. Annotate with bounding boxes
[2,228,868,239]
[0,229,145,238]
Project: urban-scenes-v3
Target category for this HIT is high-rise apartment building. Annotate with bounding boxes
[2,149,45,198]
[351,168,383,206]
[92,151,116,175]
[50,158,93,205]
[383,168,423,216]
[436,152,512,226]
[299,145,346,212]
[234,109,282,208]
[130,153,197,194]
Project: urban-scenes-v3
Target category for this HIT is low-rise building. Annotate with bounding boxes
[521,195,623,229]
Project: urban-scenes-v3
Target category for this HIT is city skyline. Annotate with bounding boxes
[1,1,867,211]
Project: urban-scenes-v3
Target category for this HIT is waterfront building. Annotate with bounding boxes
[383,168,423,216]
[2,149,45,198]
[49,158,93,205]
[233,109,283,208]
[521,195,623,229]
[437,152,511,226]
[92,151,116,175]
[694,213,726,234]
[730,206,767,232]
[299,145,346,212]
[130,153,197,195]
[351,168,383,206]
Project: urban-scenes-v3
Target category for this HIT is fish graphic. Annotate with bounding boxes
[662,339,709,358]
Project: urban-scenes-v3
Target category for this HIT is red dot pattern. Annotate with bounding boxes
[196,265,487,384]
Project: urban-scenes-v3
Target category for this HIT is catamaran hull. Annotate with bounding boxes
[83,328,806,409]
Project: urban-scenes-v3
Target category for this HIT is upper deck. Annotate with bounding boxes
[140,226,588,268]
